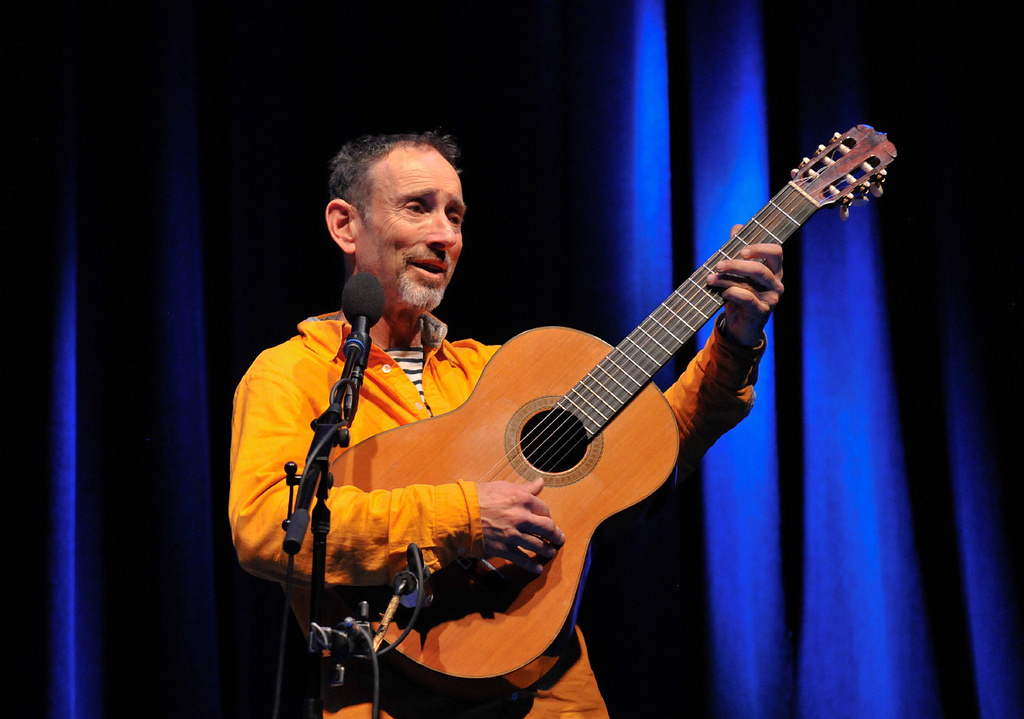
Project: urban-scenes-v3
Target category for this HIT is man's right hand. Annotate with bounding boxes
[476,478,565,574]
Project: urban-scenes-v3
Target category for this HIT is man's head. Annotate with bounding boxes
[325,133,466,320]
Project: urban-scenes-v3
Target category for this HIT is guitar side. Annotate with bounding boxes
[329,325,680,688]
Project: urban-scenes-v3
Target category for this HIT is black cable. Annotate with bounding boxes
[352,621,381,719]
[273,554,297,719]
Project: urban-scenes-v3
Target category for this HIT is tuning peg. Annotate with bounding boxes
[850,184,871,205]
[869,169,887,197]
[836,193,861,221]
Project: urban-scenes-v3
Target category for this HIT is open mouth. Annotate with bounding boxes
[409,259,447,275]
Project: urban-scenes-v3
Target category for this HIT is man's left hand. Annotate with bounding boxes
[706,230,784,346]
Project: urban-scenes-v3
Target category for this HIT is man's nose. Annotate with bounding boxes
[428,211,460,246]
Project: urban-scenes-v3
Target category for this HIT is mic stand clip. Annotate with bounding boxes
[310,601,374,687]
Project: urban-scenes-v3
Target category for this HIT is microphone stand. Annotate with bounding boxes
[283,333,369,719]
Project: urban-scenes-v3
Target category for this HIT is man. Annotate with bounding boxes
[229,131,784,717]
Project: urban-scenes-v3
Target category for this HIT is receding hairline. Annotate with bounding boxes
[327,131,462,208]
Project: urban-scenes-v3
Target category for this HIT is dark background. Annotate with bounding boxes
[11,1,1021,717]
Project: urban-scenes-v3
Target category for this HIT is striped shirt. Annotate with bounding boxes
[387,347,426,404]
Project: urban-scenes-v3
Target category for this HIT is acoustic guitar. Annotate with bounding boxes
[330,124,897,697]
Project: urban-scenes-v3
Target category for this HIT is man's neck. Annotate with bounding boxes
[370,310,424,349]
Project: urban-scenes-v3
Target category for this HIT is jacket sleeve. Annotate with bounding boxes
[663,319,765,478]
[228,349,484,588]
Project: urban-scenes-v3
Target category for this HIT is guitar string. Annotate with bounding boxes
[494,187,811,484]
[469,184,814,493]
[473,186,809,492]
[520,232,768,474]
[518,142,895,478]
[513,139,896,484]
[537,195,801,482]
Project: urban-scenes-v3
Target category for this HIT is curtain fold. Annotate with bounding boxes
[685,2,789,716]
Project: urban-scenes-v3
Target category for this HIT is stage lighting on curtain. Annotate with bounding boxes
[566,0,671,357]
[622,0,672,354]
[795,195,940,718]
[44,17,100,712]
[793,115,940,714]
[686,2,788,717]
[44,6,224,716]
[50,173,99,719]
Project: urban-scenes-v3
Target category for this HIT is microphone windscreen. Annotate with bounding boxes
[341,273,386,326]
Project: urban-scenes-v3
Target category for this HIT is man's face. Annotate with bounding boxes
[351,145,466,315]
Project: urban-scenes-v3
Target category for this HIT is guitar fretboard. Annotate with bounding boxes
[560,181,818,436]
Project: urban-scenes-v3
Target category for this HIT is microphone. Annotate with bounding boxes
[341,272,386,373]
[371,544,433,653]
[397,543,433,609]
[338,273,385,419]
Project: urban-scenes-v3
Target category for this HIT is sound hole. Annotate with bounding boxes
[519,408,589,474]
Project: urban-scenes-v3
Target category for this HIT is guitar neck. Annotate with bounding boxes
[561,181,818,436]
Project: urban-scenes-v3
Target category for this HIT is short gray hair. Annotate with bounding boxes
[327,131,462,212]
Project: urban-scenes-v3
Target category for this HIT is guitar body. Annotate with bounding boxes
[330,325,680,693]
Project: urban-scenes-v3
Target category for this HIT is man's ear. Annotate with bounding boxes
[326,198,358,256]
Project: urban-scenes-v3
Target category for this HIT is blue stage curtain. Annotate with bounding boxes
[686,2,789,716]
[31,2,224,717]
[794,159,941,718]
[622,0,673,340]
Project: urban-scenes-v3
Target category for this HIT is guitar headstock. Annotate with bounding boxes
[791,124,897,220]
